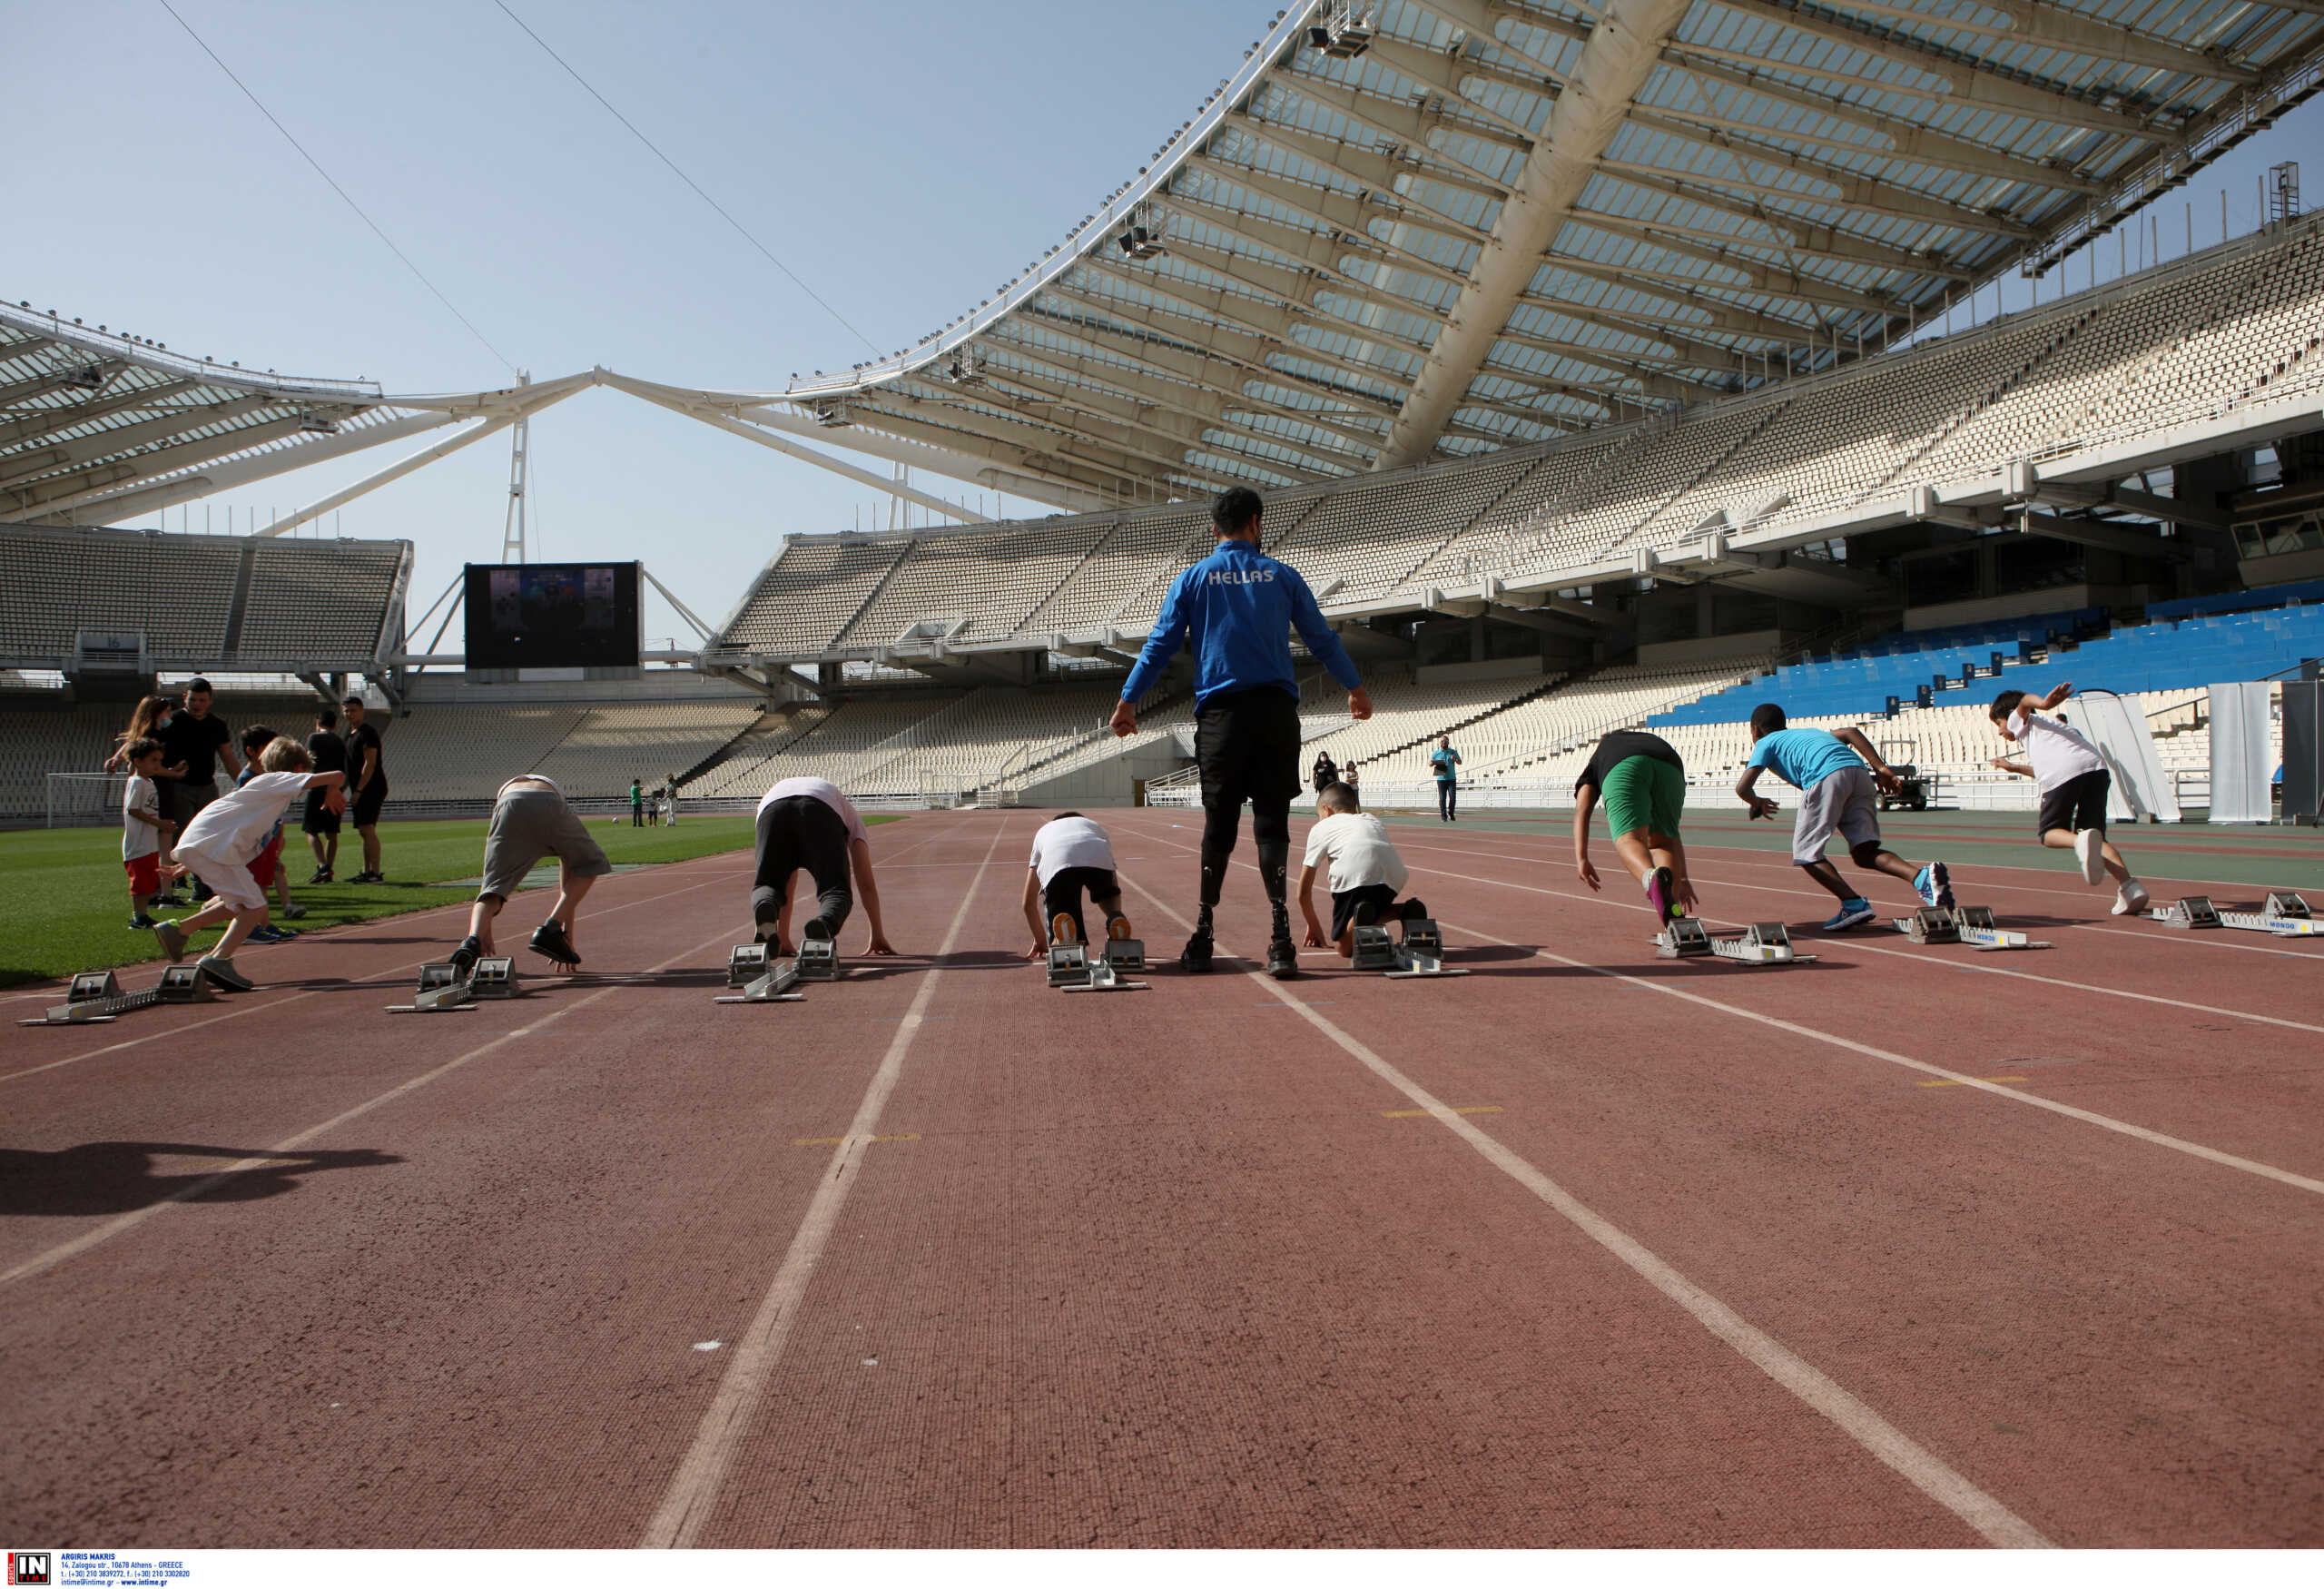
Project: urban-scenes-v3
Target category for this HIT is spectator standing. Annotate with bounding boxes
[1429,735,1463,822]
[160,678,241,901]
[631,778,645,827]
[1312,751,1338,793]
[1343,761,1361,794]
[121,738,173,930]
[104,696,186,900]
[304,706,347,882]
[341,694,389,883]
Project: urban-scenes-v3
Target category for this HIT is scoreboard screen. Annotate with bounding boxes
[463,562,641,669]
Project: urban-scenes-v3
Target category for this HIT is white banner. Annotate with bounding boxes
[2207,681,2276,823]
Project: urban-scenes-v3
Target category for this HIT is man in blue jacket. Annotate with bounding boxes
[1109,487,1372,978]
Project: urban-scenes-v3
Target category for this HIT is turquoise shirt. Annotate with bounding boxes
[1746,728,1863,791]
[1429,746,1461,783]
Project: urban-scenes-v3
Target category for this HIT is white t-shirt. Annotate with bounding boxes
[2009,705,2105,793]
[123,774,162,862]
[1303,812,1408,894]
[758,776,868,845]
[175,771,311,865]
[1028,815,1116,885]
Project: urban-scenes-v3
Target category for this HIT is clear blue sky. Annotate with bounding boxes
[9,1,2321,646]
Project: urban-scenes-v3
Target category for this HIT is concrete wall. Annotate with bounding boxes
[1016,738,1191,807]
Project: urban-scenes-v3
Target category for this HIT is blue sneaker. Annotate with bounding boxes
[1822,899,1878,932]
[1914,862,1954,909]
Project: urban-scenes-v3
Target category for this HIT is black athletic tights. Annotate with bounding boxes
[1200,794,1291,916]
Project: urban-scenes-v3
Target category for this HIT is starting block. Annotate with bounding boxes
[388,955,523,1013]
[794,933,842,982]
[19,964,225,1027]
[1350,915,1468,978]
[1894,904,2048,951]
[718,939,803,1002]
[727,943,770,986]
[2150,895,2221,929]
[2213,891,2320,937]
[1653,917,1815,966]
[1050,935,1149,992]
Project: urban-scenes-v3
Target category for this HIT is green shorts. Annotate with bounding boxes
[1600,755,1684,841]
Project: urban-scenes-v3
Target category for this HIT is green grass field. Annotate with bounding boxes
[0,814,898,988]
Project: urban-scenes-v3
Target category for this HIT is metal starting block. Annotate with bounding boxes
[717,957,803,1003]
[1895,904,2048,951]
[1381,917,1467,979]
[2215,891,2320,936]
[794,933,842,982]
[2151,895,2221,929]
[1653,916,1815,965]
[19,963,233,1027]
[727,943,770,986]
[1050,935,1149,992]
[1349,923,1398,972]
[388,955,523,1013]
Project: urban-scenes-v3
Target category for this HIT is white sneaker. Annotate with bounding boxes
[2074,828,2105,885]
[2112,881,2151,917]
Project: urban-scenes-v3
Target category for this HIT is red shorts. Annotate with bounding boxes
[124,854,161,893]
[248,837,281,891]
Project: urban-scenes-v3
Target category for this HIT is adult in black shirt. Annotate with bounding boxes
[1312,751,1338,793]
[342,694,389,883]
[304,706,349,882]
[161,678,240,898]
[1571,729,1698,923]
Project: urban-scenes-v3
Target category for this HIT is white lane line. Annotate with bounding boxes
[0,864,751,1088]
[1130,822,2324,1198]
[1118,871,2054,1550]
[0,920,746,1290]
[1384,846,2324,1039]
[639,817,1009,1551]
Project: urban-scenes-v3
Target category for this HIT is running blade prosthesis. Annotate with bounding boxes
[1652,917,1816,965]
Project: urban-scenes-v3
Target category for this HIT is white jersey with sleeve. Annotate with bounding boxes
[1303,812,1409,894]
[2009,704,2105,793]
[1028,815,1117,885]
[758,775,869,845]
[123,773,162,862]
[174,771,312,865]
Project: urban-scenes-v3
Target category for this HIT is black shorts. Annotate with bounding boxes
[2036,768,2109,836]
[350,779,388,827]
[1330,882,1400,941]
[1042,865,1120,938]
[300,789,341,835]
[1195,686,1301,812]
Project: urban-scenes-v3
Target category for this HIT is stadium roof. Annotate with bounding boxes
[647,0,2324,508]
[0,301,587,532]
[8,1,2321,529]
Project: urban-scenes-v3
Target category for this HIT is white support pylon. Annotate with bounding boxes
[500,370,531,563]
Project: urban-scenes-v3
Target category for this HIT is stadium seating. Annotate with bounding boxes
[709,217,2324,665]
[0,689,336,822]
[0,524,406,668]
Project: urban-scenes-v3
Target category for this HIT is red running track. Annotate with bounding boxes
[2,809,2319,1547]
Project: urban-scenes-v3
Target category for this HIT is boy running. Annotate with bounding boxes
[1021,811,1133,959]
[152,739,345,989]
[1572,728,1699,925]
[1736,705,1953,931]
[752,775,896,960]
[234,727,310,942]
[1989,682,2151,915]
[121,738,174,930]
[452,774,616,975]
[1298,783,1425,959]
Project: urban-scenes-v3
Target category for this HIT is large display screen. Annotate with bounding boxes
[463,562,641,669]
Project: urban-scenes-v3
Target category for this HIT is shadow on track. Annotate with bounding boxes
[0,1142,401,1217]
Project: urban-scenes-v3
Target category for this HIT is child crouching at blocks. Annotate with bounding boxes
[152,738,345,989]
[1298,782,1425,958]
